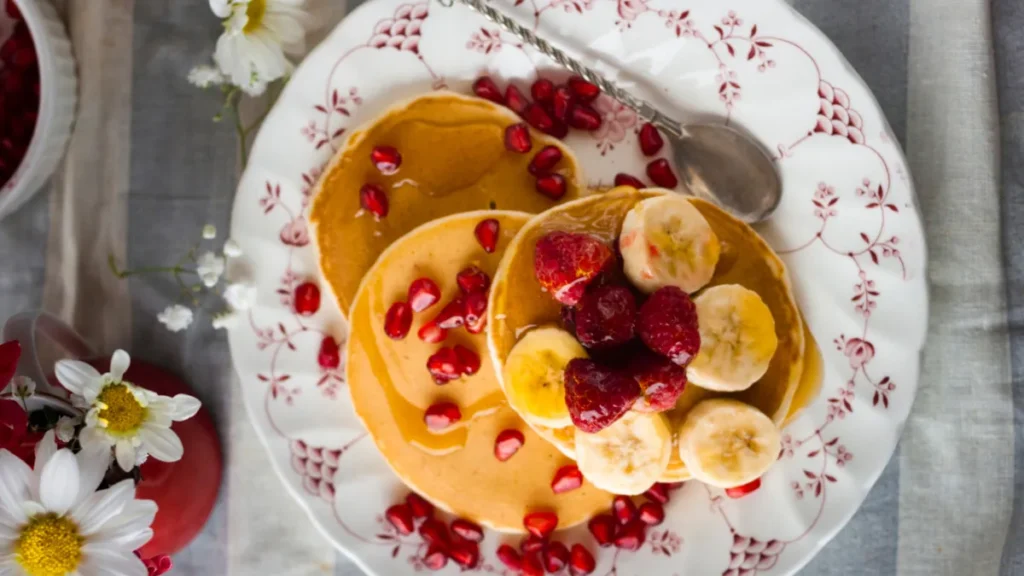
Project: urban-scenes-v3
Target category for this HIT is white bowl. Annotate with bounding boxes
[0,0,76,219]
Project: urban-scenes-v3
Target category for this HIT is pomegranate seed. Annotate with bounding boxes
[528,145,563,176]
[614,520,646,550]
[384,302,413,339]
[535,173,567,200]
[12,47,34,69]
[385,504,415,535]
[494,429,525,461]
[293,282,320,316]
[359,184,389,219]
[614,173,645,189]
[551,465,583,493]
[569,544,596,575]
[568,104,602,131]
[317,337,341,370]
[408,278,441,312]
[587,515,616,547]
[473,76,504,104]
[725,477,762,498]
[456,266,490,293]
[452,345,481,376]
[544,541,569,572]
[646,158,679,188]
[505,84,529,115]
[418,321,448,343]
[451,519,484,542]
[522,552,544,576]
[496,545,522,571]
[552,87,573,122]
[531,78,555,103]
[547,119,569,139]
[638,502,664,525]
[424,402,461,430]
[451,542,480,569]
[523,103,554,132]
[407,493,434,519]
[422,545,448,570]
[638,122,664,156]
[475,218,499,253]
[520,535,546,554]
[523,511,558,538]
[464,290,488,334]
[612,496,636,524]
[5,0,21,19]
[644,483,670,504]
[370,145,402,175]
[568,76,600,103]
[418,518,448,546]
[505,123,533,153]
[427,347,464,384]
[433,297,466,329]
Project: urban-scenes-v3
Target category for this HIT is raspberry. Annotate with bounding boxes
[574,285,636,349]
[637,287,700,365]
[629,351,687,412]
[533,232,613,306]
[563,359,640,433]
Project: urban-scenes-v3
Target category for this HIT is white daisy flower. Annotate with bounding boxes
[212,0,307,96]
[156,305,193,332]
[187,65,224,88]
[0,431,156,576]
[55,350,202,472]
[196,251,226,287]
[202,224,218,239]
[223,239,243,258]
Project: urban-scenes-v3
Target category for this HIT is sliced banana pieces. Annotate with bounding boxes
[688,284,778,392]
[619,193,721,294]
[575,411,672,495]
[502,326,587,428]
[677,399,780,488]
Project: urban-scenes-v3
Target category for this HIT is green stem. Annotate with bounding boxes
[108,254,194,279]
[233,94,249,167]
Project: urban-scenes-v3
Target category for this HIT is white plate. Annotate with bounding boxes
[227,0,927,573]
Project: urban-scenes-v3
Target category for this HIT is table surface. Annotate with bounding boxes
[1,0,1021,574]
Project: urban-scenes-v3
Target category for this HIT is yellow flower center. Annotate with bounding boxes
[244,0,267,34]
[16,514,83,576]
[97,383,147,434]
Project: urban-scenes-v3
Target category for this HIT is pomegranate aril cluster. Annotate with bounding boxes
[585,485,678,554]
[507,511,596,575]
[385,492,486,570]
[0,8,40,187]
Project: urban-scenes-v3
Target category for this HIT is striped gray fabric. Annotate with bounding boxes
[0,0,1019,574]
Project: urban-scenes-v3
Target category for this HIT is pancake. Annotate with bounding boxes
[487,187,807,483]
[346,211,611,532]
[311,91,586,316]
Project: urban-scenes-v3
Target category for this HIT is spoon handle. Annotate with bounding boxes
[442,0,684,138]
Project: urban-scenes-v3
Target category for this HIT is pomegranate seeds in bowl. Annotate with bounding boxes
[0,14,40,189]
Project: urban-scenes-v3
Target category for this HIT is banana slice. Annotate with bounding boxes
[619,193,721,294]
[688,284,778,392]
[677,399,780,488]
[575,411,672,495]
[502,327,587,428]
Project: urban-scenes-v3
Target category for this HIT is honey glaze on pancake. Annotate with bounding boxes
[311,92,586,316]
[347,211,610,531]
[488,188,808,482]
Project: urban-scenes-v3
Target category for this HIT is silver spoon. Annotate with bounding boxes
[439,0,782,223]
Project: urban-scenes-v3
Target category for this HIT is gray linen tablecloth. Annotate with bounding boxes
[0,0,1020,574]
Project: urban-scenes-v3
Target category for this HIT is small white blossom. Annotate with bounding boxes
[157,304,194,332]
[223,238,243,258]
[212,0,307,95]
[202,224,218,239]
[212,311,239,330]
[196,251,226,287]
[223,282,257,311]
[188,64,225,88]
[9,375,35,400]
[55,415,80,443]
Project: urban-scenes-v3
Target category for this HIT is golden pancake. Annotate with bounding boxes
[346,211,611,532]
[487,187,808,483]
[311,92,586,316]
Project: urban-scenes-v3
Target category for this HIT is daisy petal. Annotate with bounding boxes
[139,426,184,462]
[0,557,22,576]
[170,394,201,421]
[33,431,58,479]
[208,0,232,18]
[39,449,80,515]
[114,440,135,473]
[109,350,130,382]
[54,360,102,399]
[76,443,112,505]
[90,499,156,548]
[0,452,30,523]
[79,545,148,576]
[72,479,134,536]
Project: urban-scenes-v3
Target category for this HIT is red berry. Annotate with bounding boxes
[418,518,448,546]
[637,287,701,365]
[384,301,413,340]
[568,76,600,103]
[522,551,544,576]
[535,173,567,200]
[453,345,481,376]
[359,184,389,219]
[531,78,555,104]
[450,519,483,542]
[551,465,584,493]
[408,278,441,312]
[418,321,448,343]
[614,520,646,550]
[317,337,341,370]
[568,105,602,131]
[475,218,500,253]
[533,232,613,306]
[432,297,466,329]
[638,122,664,156]
[385,504,415,535]
[473,76,504,104]
[614,173,645,189]
[370,145,402,175]
[523,511,558,538]
[569,544,596,575]
[547,119,569,139]
[574,285,636,349]
[560,305,577,334]
[630,351,687,412]
[5,0,21,19]
[646,158,678,188]
[587,515,616,547]
[463,290,488,334]
[456,266,490,294]
[505,123,533,153]
[497,544,522,571]
[427,347,464,384]
[424,402,461,430]
[494,429,525,461]
[552,87,573,122]
[528,145,563,176]
[422,545,448,570]
[638,502,664,525]
[523,103,554,133]
[505,84,530,115]
[521,534,546,553]
[612,495,637,524]
[293,282,321,316]
[564,360,641,433]
[644,483,670,504]
[450,541,480,569]
[725,477,762,498]
[544,541,570,572]
[407,493,434,519]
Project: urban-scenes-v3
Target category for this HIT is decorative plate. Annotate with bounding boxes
[227,0,927,574]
